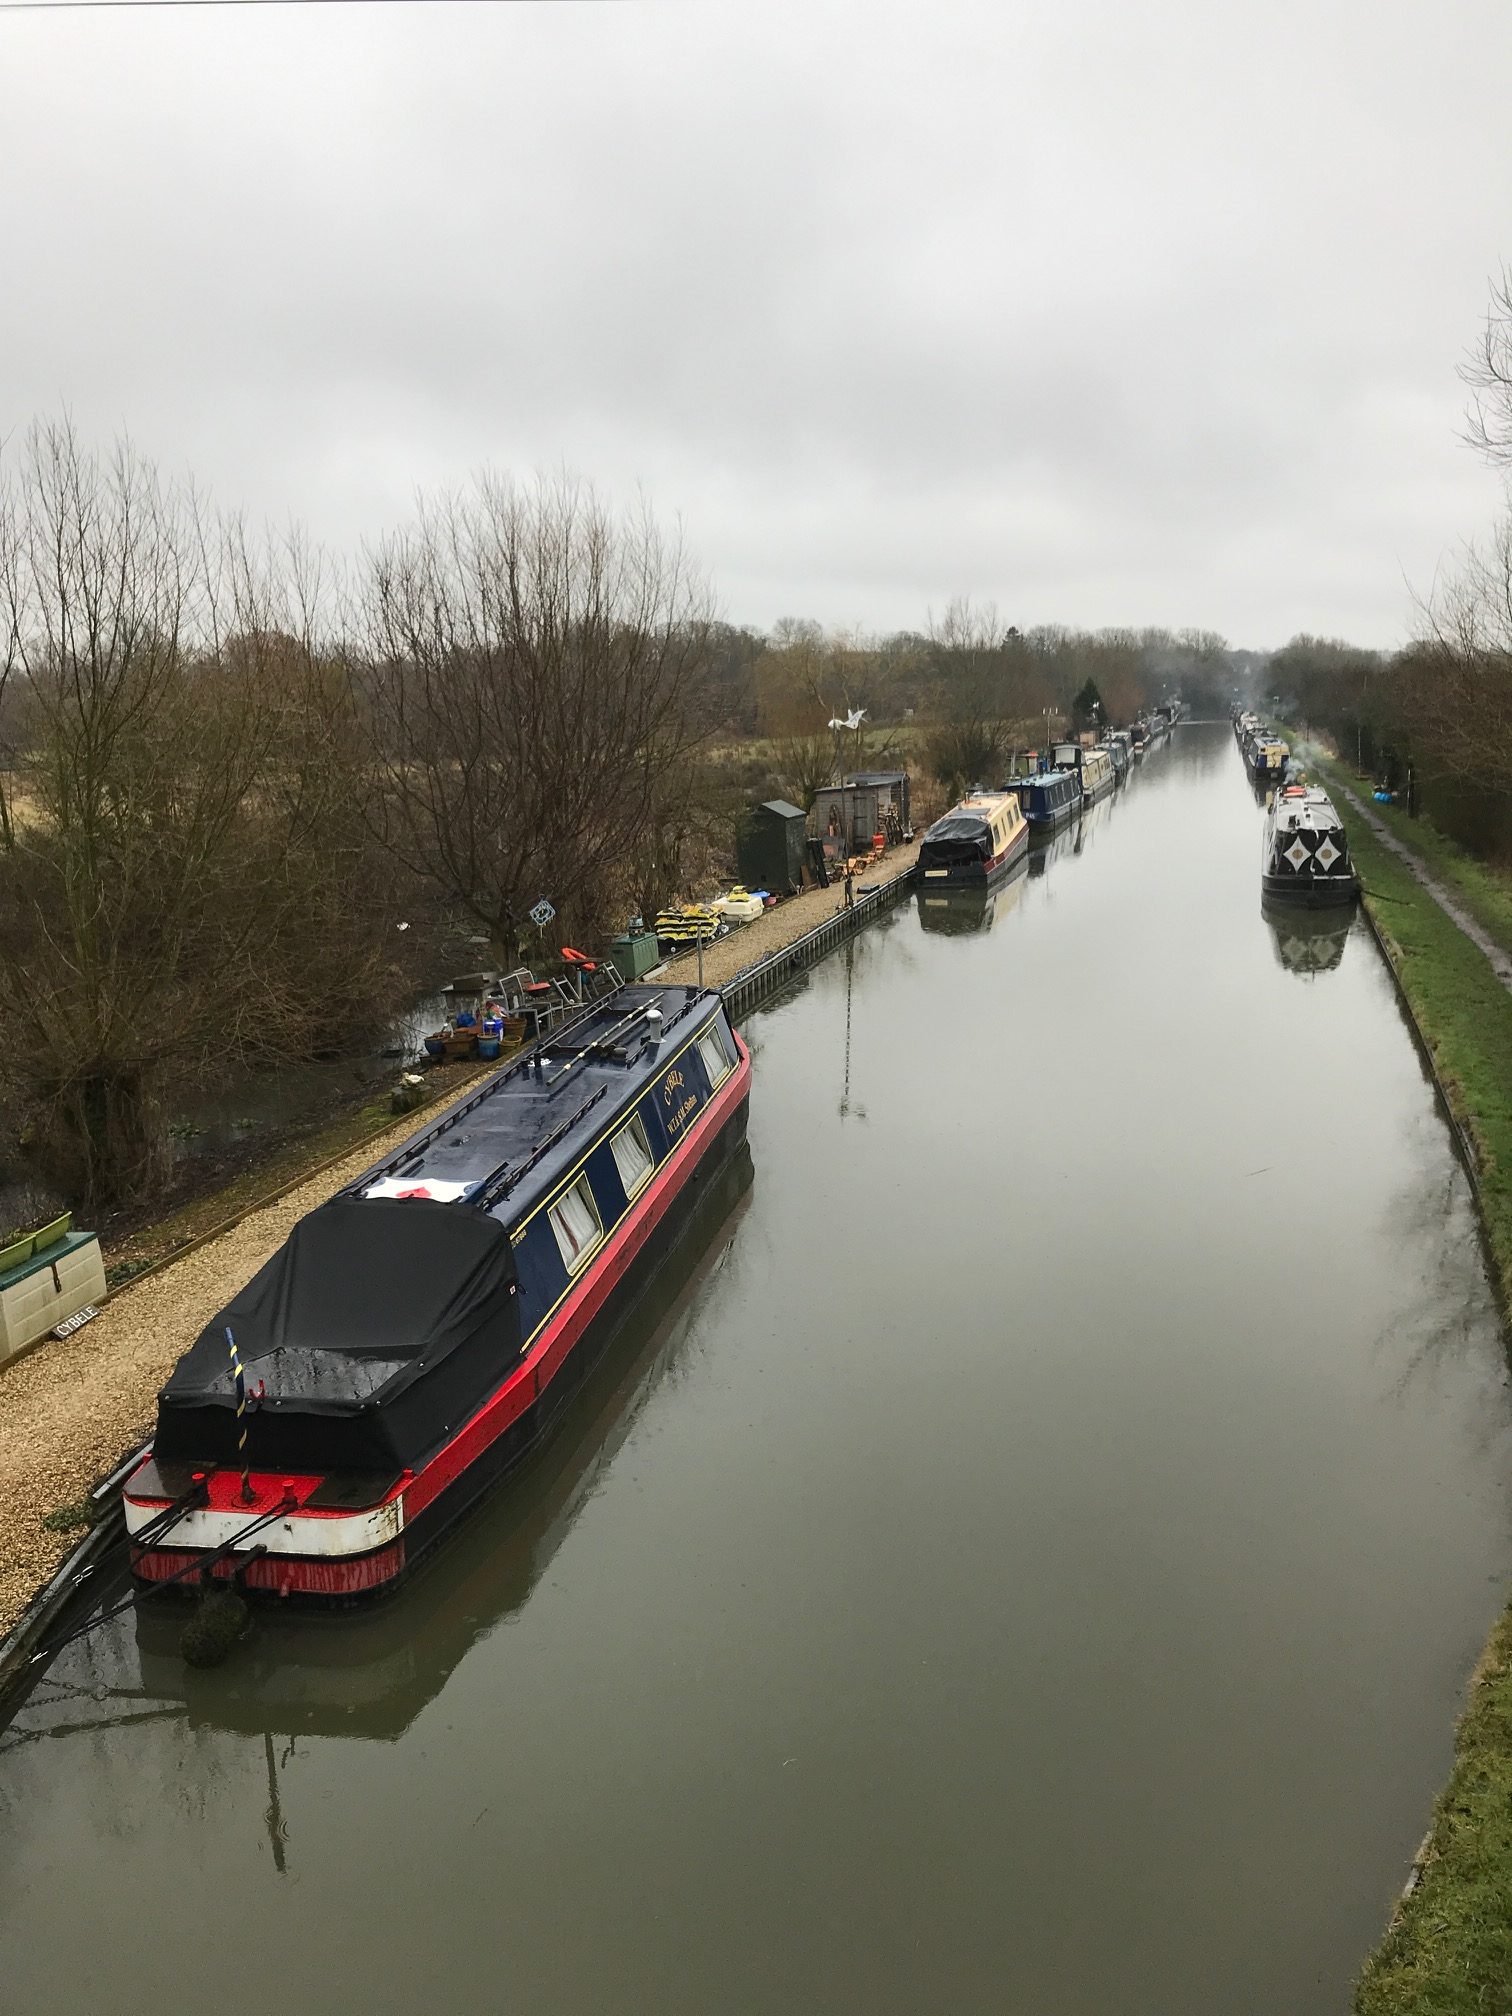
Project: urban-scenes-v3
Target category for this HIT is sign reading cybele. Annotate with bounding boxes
[529,898,556,929]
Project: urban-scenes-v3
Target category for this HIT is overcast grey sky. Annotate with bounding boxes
[4,0,1511,646]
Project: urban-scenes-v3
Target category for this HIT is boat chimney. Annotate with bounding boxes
[645,1006,662,1050]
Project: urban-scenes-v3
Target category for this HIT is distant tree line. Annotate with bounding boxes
[6,316,1511,1214]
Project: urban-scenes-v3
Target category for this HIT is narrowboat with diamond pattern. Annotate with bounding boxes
[1262,787,1357,906]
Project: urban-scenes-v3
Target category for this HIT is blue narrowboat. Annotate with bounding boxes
[125,985,751,1603]
[1012,767,1083,833]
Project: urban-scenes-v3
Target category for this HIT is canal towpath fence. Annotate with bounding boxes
[717,861,919,1022]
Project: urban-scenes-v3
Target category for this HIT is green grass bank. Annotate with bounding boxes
[1277,743,1512,2012]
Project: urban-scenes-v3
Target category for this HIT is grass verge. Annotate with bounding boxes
[1297,742,1512,960]
[1294,770,1512,2012]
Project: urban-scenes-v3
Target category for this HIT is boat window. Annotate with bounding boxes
[548,1173,603,1274]
[696,1021,734,1090]
[610,1114,655,1201]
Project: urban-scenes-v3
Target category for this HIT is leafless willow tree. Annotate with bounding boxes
[0,419,420,1206]
[353,473,715,959]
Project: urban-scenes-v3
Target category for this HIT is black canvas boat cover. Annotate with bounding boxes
[154,1198,521,1474]
[919,812,991,867]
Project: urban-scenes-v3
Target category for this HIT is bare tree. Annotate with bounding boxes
[1462,265,1512,467]
[1409,523,1512,795]
[354,472,714,960]
[922,597,1014,791]
[0,419,420,1206]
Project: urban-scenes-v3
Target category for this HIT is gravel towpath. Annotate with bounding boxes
[0,1108,436,1640]
[657,839,924,992]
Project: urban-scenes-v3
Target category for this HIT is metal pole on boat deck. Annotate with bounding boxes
[227,1326,254,1503]
[697,932,704,991]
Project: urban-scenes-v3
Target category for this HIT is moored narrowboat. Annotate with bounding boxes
[1011,767,1082,833]
[918,790,1028,887]
[1262,786,1357,906]
[1050,740,1117,805]
[124,985,751,1603]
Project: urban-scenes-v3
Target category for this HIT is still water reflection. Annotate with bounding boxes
[2,725,1509,2016]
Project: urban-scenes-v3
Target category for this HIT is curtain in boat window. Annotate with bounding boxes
[549,1174,603,1273]
[696,1024,732,1090]
[611,1116,655,1200]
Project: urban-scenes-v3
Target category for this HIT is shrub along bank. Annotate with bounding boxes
[1287,751,1512,2013]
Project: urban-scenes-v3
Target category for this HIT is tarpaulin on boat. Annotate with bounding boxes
[919,812,992,869]
[154,1198,521,1473]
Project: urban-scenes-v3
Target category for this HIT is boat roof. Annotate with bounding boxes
[946,790,1019,817]
[1270,787,1343,832]
[1018,768,1075,786]
[345,985,721,1225]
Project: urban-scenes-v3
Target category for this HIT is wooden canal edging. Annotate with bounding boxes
[718,861,920,1023]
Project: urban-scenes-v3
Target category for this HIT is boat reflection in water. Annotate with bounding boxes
[1261,896,1354,977]
[1028,823,1078,879]
[915,855,1029,934]
[1072,790,1114,858]
[132,1143,754,1742]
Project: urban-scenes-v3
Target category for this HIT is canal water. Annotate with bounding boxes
[3,723,1509,2015]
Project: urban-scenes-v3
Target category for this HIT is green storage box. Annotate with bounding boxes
[611,931,662,980]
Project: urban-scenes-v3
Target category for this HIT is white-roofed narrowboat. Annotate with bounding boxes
[1262,786,1357,907]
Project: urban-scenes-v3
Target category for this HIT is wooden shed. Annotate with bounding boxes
[736,799,808,896]
[811,772,911,855]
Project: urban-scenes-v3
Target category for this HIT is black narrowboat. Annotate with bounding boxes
[1262,786,1357,907]
[124,986,751,1602]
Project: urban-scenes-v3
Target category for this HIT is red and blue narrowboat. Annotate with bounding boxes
[124,985,750,1602]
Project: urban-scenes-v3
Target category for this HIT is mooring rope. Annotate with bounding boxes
[30,1497,295,1667]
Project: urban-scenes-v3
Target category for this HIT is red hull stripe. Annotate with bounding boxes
[403,1039,750,1522]
[133,1539,406,1597]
